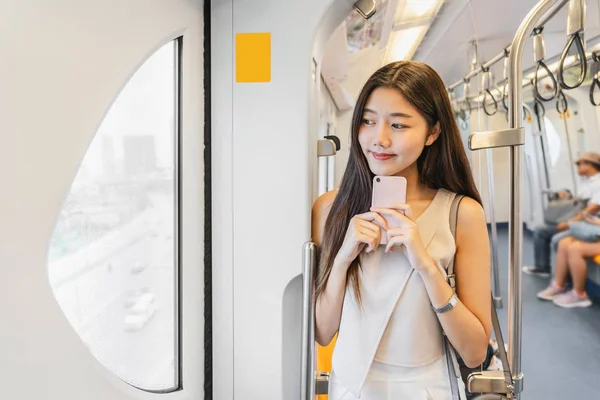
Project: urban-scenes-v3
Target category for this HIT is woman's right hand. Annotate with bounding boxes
[335,211,388,266]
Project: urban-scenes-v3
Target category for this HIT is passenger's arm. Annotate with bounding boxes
[583,212,600,226]
[312,191,345,346]
[312,191,387,346]
[580,202,600,219]
[559,202,600,229]
[418,197,492,368]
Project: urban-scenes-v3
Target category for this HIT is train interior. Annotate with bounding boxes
[314,0,600,398]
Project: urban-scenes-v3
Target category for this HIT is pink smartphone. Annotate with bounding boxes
[371,176,407,245]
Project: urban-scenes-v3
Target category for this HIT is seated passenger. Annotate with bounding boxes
[313,61,491,400]
[523,152,600,277]
[535,212,600,308]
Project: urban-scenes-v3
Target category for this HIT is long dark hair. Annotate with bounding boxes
[314,61,482,305]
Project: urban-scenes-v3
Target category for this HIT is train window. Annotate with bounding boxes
[544,115,561,166]
[47,40,180,391]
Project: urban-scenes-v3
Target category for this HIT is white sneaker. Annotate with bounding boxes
[553,290,593,308]
[537,284,568,301]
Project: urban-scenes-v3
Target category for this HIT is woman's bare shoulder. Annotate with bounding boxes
[311,189,338,245]
[313,189,338,215]
[457,196,486,222]
[456,195,487,246]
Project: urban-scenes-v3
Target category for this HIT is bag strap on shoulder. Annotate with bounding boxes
[445,194,464,399]
[448,194,463,289]
[447,193,514,397]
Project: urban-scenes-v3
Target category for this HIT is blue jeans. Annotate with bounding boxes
[550,230,571,273]
[533,224,560,272]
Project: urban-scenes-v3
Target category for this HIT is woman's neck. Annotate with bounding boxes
[394,163,436,201]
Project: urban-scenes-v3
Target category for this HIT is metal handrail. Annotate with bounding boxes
[454,43,600,106]
[447,1,568,92]
[505,0,567,396]
[301,242,317,400]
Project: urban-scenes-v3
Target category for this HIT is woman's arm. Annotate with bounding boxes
[559,203,600,230]
[419,197,492,368]
[312,190,347,346]
[312,190,387,346]
[583,212,600,226]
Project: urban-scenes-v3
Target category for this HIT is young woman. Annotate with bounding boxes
[312,61,492,399]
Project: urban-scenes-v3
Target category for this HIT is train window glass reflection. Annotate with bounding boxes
[47,40,179,391]
[544,115,561,166]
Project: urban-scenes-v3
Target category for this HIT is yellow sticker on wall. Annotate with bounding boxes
[236,33,271,83]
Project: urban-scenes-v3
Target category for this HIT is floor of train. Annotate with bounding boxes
[493,226,600,399]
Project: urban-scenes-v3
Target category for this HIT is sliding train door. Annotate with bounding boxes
[0,1,205,399]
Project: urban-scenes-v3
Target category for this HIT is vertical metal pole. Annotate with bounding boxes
[524,103,548,214]
[561,113,579,194]
[301,242,317,400]
[507,1,562,396]
[525,153,537,221]
[533,104,552,207]
[327,156,335,192]
[318,157,326,196]
[485,117,503,308]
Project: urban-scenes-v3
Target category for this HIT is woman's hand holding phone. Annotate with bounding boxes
[335,212,389,267]
[371,203,436,275]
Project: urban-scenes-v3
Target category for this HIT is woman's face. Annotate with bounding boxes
[358,87,439,177]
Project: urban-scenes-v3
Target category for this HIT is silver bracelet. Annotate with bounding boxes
[432,293,458,314]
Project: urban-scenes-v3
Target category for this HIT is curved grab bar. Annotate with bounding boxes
[503,2,568,394]
[557,33,587,90]
[466,2,570,397]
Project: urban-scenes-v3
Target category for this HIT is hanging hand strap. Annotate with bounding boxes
[446,194,514,398]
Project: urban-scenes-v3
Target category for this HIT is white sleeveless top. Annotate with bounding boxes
[331,189,458,398]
